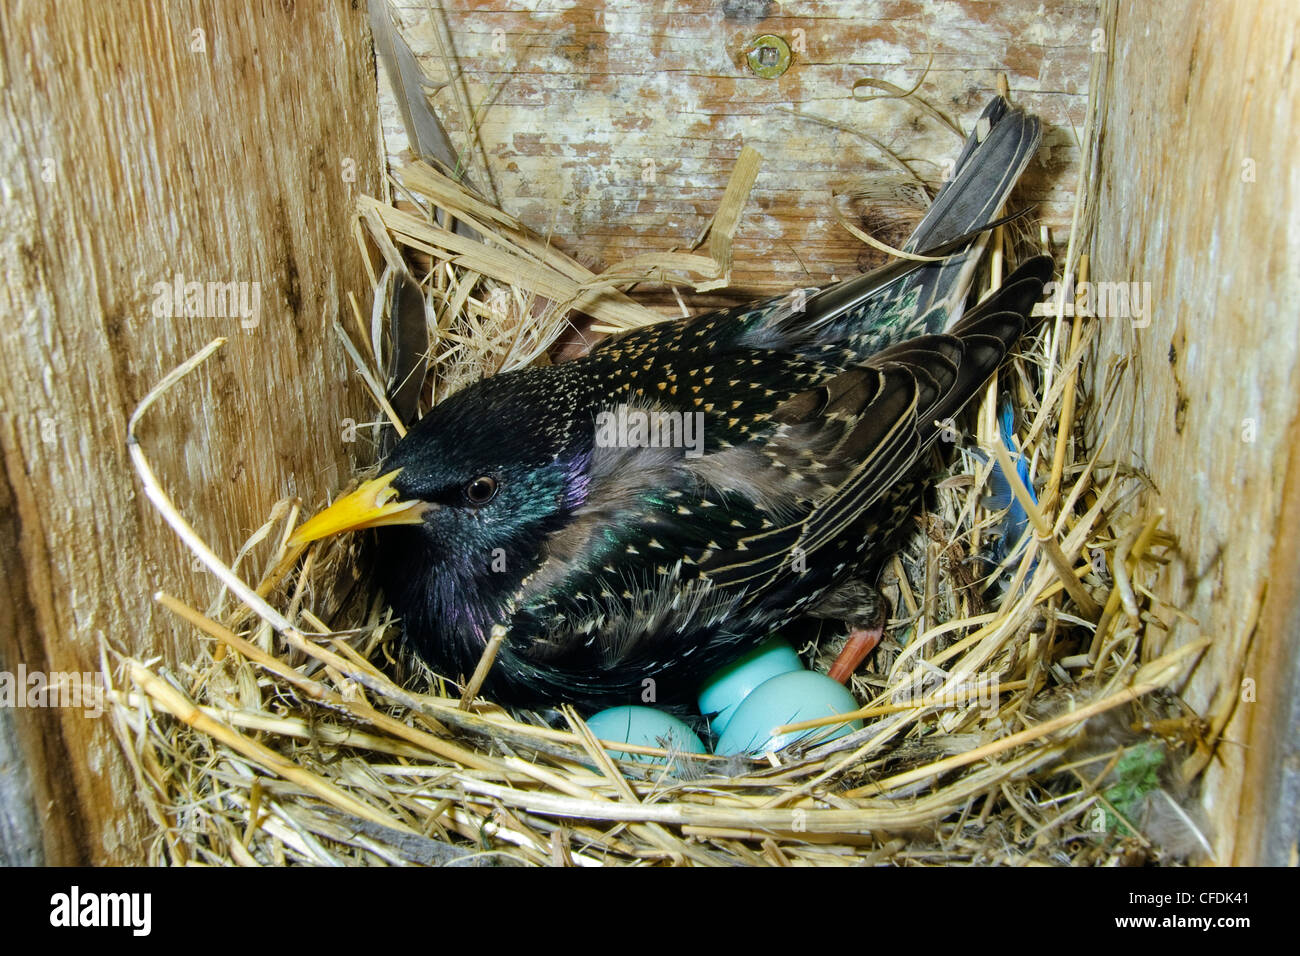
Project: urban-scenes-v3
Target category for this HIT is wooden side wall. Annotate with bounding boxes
[1089,0,1300,864]
[0,0,383,864]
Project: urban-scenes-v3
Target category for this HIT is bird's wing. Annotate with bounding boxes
[503,257,1052,694]
[697,256,1054,600]
[502,354,841,666]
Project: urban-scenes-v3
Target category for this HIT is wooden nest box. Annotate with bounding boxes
[1,0,1296,866]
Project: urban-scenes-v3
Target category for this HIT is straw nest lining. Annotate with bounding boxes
[111,77,1218,866]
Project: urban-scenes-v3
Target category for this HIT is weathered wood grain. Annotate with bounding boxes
[1087,0,1300,864]
[0,0,383,863]
[382,0,1095,310]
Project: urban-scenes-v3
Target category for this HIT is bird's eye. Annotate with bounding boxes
[463,475,498,505]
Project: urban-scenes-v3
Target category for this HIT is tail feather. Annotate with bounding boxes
[724,97,1046,359]
[907,97,1042,252]
[901,96,1043,331]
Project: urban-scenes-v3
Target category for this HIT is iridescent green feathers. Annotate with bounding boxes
[373,96,1052,709]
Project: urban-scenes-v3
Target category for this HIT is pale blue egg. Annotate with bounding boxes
[585,706,706,765]
[696,636,804,736]
[714,671,864,756]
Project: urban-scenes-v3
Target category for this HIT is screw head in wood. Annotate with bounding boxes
[745,35,792,78]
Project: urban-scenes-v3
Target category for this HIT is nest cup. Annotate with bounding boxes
[112,55,1215,867]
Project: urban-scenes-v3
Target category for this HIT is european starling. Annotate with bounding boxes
[290,96,1052,712]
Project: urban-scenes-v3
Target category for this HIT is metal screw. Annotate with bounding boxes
[745,35,792,78]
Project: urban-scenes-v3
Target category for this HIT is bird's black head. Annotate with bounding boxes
[383,367,596,646]
[290,365,595,672]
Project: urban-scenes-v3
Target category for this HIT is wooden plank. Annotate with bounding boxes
[1088,0,1300,864]
[0,0,383,863]
[383,0,1095,311]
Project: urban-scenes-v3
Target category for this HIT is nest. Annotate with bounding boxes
[110,71,1217,866]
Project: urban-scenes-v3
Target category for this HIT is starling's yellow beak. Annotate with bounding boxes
[288,469,429,548]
